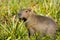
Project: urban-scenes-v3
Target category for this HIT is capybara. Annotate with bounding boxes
[18,8,58,39]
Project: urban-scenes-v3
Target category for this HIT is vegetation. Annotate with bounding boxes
[0,0,60,40]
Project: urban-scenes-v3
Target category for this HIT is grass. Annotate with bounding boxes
[0,0,60,40]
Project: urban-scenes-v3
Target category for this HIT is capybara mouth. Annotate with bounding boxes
[19,17,27,22]
[22,18,27,22]
[19,18,21,20]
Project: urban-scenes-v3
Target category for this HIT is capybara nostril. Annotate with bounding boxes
[18,13,22,18]
[18,13,21,16]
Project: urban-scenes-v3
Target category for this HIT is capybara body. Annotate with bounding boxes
[18,8,58,39]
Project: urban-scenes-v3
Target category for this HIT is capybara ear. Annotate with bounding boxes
[28,8,31,12]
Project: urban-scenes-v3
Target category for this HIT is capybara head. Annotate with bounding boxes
[18,8,32,21]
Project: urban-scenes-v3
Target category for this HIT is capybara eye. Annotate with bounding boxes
[25,10,28,13]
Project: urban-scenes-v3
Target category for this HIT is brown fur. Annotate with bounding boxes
[18,8,58,39]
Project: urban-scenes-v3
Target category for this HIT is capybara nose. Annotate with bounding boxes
[18,14,21,19]
[18,13,22,20]
[18,13,22,17]
[18,13,21,16]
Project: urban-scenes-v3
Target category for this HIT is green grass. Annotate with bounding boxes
[0,0,60,40]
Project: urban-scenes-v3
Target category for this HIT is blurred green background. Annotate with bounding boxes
[0,0,60,40]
